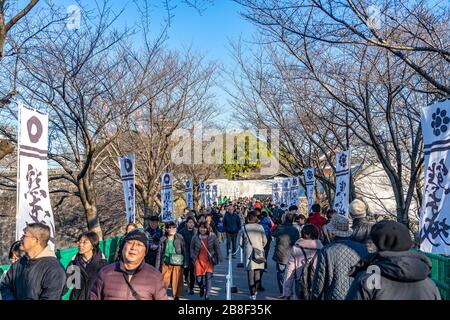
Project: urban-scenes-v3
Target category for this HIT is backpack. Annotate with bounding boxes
[295,246,317,300]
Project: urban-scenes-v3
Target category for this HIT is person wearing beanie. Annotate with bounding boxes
[89,228,168,300]
[310,215,368,300]
[347,220,441,300]
[349,199,375,251]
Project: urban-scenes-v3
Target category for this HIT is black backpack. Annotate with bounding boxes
[295,246,317,300]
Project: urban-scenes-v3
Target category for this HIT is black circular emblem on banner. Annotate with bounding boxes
[164,174,171,184]
[186,180,190,188]
[27,116,43,144]
[200,182,204,188]
[292,179,297,186]
[125,159,133,173]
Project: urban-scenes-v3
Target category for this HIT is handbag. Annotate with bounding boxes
[200,236,218,265]
[244,226,266,264]
[169,253,184,266]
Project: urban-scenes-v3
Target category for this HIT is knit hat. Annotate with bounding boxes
[370,220,412,252]
[122,228,149,253]
[349,199,367,219]
[323,214,353,238]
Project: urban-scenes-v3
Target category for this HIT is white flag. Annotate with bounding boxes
[212,184,219,205]
[290,177,300,207]
[272,181,281,207]
[281,178,291,207]
[199,181,206,208]
[118,154,135,224]
[16,104,56,250]
[420,99,450,254]
[185,179,194,210]
[205,184,212,208]
[304,168,315,214]
[161,172,174,222]
[333,150,351,217]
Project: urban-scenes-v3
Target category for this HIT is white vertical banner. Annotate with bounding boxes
[281,178,291,206]
[161,172,174,222]
[205,184,212,208]
[272,181,282,207]
[199,181,206,208]
[212,184,219,206]
[304,168,315,214]
[185,179,194,210]
[118,154,135,224]
[290,177,300,207]
[16,104,56,250]
[333,150,351,217]
[420,99,450,254]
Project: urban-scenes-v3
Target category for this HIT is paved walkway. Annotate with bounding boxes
[168,236,284,301]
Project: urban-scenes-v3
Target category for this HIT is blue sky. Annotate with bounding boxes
[18,0,257,126]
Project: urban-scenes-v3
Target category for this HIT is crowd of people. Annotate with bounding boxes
[0,197,442,300]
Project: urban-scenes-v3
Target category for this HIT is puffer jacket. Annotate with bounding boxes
[89,260,168,300]
[350,217,375,246]
[283,239,323,299]
[310,238,368,300]
[155,233,187,270]
[65,249,107,300]
[190,233,222,266]
[272,223,300,265]
[0,246,66,300]
[346,251,441,300]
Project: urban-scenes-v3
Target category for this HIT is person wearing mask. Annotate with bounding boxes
[179,217,197,295]
[347,220,441,300]
[65,231,107,300]
[283,224,323,300]
[145,216,163,267]
[0,223,66,300]
[190,223,222,300]
[223,204,242,257]
[89,229,167,300]
[241,212,267,300]
[155,222,187,300]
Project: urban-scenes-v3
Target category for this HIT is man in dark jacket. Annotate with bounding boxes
[271,213,300,297]
[179,217,197,295]
[0,223,66,300]
[145,216,163,267]
[90,228,167,300]
[223,205,241,257]
[349,199,375,252]
[311,215,368,300]
[346,220,441,300]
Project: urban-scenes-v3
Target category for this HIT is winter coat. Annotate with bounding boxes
[346,251,441,300]
[306,213,327,232]
[155,233,187,270]
[240,223,267,271]
[0,246,66,300]
[65,250,107,300]
[89,260,168,300]
[223,212,241,234]
[272,223,300,265]
[144,227,163,266]
[190,233,222,266]
[178,228,196,265]
[350,217,375,247]
[311,238,368,300]
[283,239,323,299]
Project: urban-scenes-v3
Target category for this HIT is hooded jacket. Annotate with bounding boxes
[0,246,66,300]
[346,251,441,300]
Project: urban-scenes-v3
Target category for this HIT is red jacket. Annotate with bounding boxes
[306,212,327,231]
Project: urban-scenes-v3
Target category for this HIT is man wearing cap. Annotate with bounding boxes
[346,220,441,300]
[349,199,375,251]
[310,215,368,300]
[89,229,168,300]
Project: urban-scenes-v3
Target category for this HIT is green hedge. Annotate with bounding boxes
[422,252,450,300]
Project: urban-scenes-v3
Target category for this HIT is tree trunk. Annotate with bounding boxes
[78,177,103,239]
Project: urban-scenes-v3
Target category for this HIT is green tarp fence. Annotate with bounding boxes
[0,239,449,300]
[0,236,122,300]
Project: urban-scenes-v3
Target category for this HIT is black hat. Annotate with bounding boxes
[122,229,149,253]
[370,220,412,252]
